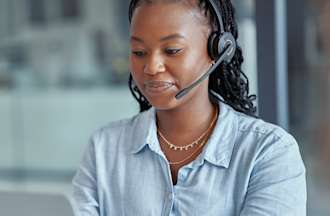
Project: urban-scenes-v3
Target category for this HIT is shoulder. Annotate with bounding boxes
[228,106,300,161]
[228,112,307,215]
[89,109,152,152]
[236,110,294,141]
[225,106,305,190]
[97,108,151,135]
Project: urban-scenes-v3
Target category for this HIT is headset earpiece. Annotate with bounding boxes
[207,32,220,60]
[208,31,236,63]
[218,32,236,62]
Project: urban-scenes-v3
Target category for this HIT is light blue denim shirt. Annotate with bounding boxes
[72,101,306,216]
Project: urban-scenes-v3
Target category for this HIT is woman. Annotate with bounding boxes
[72,0,306,215]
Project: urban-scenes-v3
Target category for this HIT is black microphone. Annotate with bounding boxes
[175,45,231,100]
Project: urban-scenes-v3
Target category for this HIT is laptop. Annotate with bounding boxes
[0,190,76,216]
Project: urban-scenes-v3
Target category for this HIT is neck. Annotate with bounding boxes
[156,94,217,145]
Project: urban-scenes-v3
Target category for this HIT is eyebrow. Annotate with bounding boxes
[160,34,185,41]
[130,33,185,43]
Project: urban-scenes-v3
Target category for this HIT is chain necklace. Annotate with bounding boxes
[157,106,218,151]
[167,135,209,165]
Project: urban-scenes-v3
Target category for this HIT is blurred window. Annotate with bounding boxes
[61,0,80,20]
[28,0,47,24]
[287,0,330,215]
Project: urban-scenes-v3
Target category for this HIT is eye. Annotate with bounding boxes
[165,48,182,55]
[132,50,146,57]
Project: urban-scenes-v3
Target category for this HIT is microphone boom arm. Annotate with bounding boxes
[175,45,231,99]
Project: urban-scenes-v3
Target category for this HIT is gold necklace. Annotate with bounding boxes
[158,128,208,151]
[168,131,210,165]
[157,106,218,151]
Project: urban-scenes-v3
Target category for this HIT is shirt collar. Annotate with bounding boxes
[130,107,162,155]
[200,101,238,168]
[130,101,238,169]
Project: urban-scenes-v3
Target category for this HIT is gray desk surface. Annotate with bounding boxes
[0,190,75,216]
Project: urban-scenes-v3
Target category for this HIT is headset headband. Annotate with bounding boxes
[207,0,225,34]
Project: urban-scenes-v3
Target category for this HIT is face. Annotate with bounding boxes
[129,1,214,110]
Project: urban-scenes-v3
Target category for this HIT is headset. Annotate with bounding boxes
[207,0,236,61]
[175,0,237,99]
[128,0,237,100]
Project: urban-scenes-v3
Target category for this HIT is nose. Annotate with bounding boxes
[143,53,166,75]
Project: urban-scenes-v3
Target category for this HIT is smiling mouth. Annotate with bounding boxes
[144,81,175,93]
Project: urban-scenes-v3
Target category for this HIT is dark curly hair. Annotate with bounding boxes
[128,0,257,117]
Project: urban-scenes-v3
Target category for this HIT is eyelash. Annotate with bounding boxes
[132,51,146,57]
[165,48,182,55]
[132,48,182,57]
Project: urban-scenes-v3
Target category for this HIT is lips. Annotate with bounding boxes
[144,80,175,94]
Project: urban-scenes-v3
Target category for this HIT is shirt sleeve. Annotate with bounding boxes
[240,134,307,216]
[72,135,100,216]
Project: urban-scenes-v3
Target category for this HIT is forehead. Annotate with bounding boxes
[130,2,209,36]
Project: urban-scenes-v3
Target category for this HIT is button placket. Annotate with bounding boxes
[177,168,188,183]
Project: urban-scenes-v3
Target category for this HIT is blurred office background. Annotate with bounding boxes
[0,0,328,215]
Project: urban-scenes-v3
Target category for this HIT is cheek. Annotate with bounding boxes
[129,57,143,79]
[171,50,210,83]
[129,55,137,73]
[129,59,146,93]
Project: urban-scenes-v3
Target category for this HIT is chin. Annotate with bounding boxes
[148,97,178,110]
[141,88,179,110]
